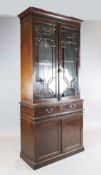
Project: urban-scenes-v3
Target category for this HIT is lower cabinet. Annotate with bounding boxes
[20,103,84,169]
[35,113,83,163]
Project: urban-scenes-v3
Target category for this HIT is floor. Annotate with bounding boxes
[0,126,101,175]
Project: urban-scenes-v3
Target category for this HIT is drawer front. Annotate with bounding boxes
[62,101,83,112]
[35,106,58,116]
[34,101,83,117]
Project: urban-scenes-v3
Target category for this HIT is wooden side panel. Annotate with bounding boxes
[36,120,61,161]
[21,117,35,161]
[62,114,83,153]
[21,16,33,103]
[21,105,34,118]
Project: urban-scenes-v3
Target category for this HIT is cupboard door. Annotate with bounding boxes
[59,24,80,98]
[62,114,82,153]
[34,21,58,100]
[36,120,61,161]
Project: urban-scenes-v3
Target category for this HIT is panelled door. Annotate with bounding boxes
[62,114,82,153]
[36,119,61,161]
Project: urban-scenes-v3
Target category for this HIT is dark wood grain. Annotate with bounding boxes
[18,7,83,24]
[34,101,83,117]
[21,15,33,103]
[21,117,35,161]
[36,119,61,161]
[21,142,84,169]
[62,114,82,153]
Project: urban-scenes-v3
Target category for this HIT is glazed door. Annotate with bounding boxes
[34,21,58,100]
[59,24,80,99]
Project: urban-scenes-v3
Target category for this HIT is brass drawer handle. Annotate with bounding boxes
[45,108,53,114]
[69,104,76,110]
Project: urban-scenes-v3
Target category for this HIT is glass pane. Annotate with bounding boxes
[60,27,79,97]
[35,23,56,99]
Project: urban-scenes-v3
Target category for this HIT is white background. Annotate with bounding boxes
[0,0,101,20]
[0,17,20,135]
[1,1,101,174]
[80,21,101,128]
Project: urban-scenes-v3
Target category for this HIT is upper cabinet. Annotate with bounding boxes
[19,7,82,103]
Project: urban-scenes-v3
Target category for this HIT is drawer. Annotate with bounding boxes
[34,101,83,117]
[35,106,58,116]
[62,101,83,112]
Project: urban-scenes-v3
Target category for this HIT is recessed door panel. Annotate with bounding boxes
[36,120,61,161]
[62,114,82,153]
